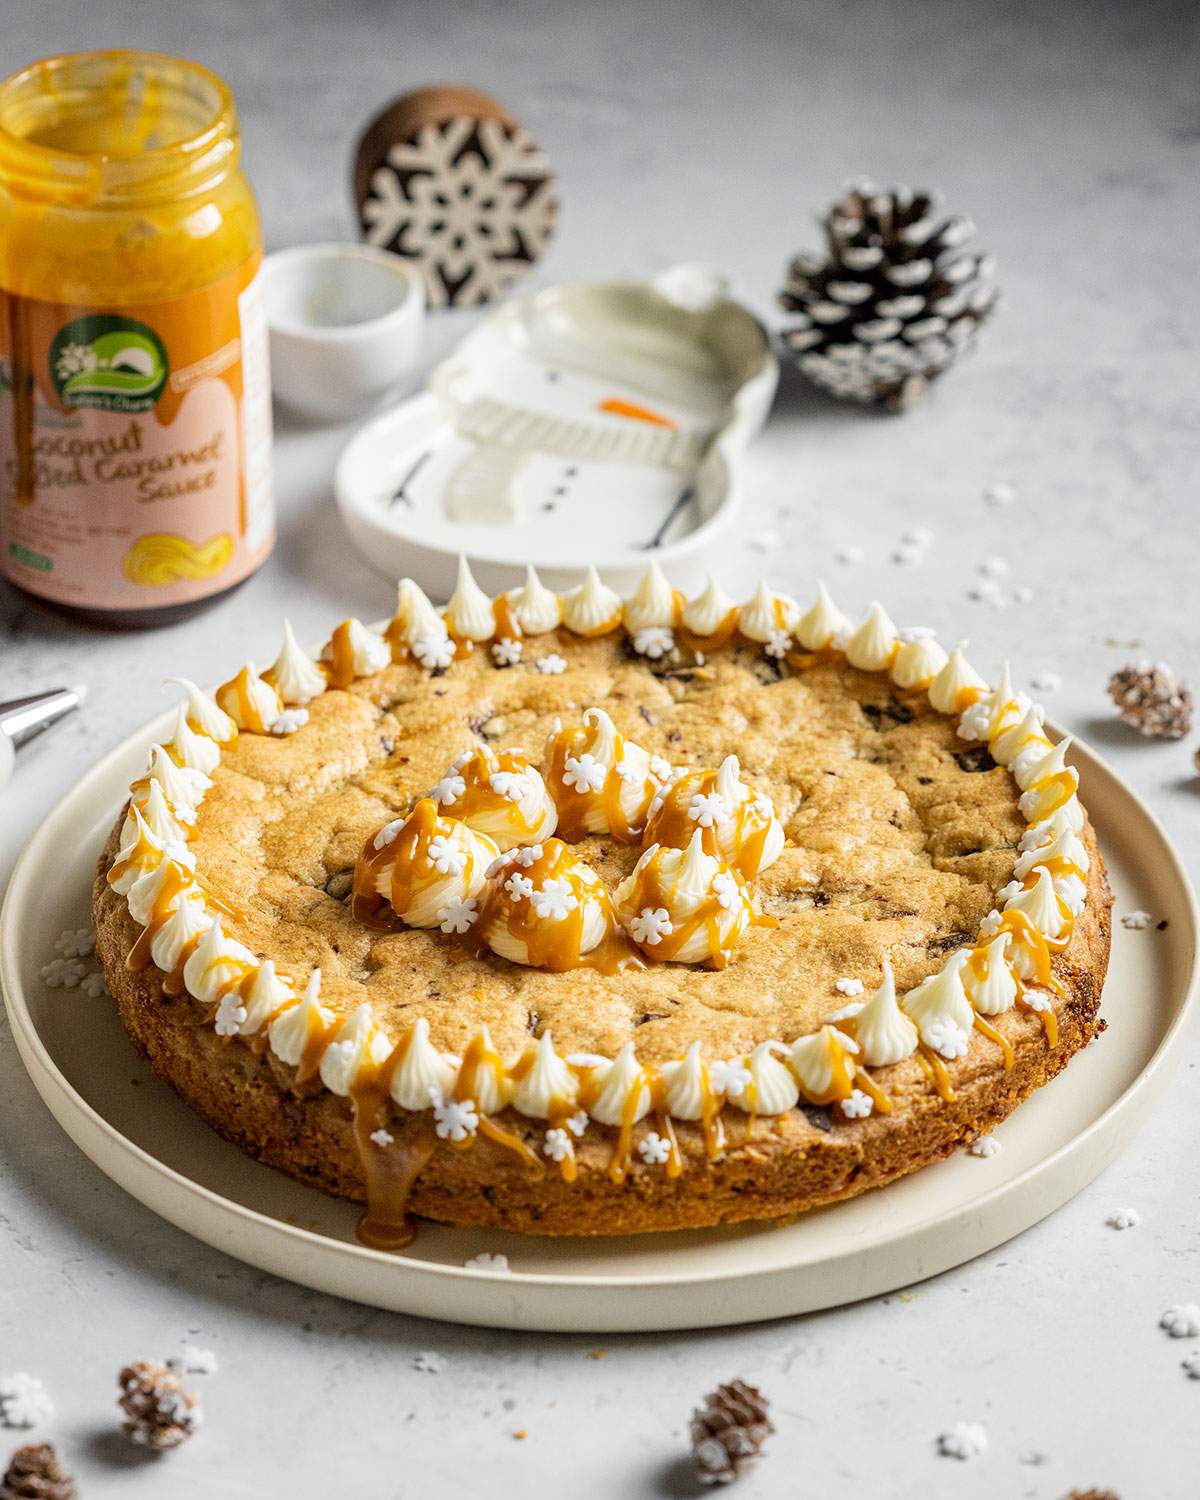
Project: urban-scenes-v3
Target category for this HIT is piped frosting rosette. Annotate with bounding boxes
[641,754,784,880]
[427,743,558,852]
[475,838,626,970]
[614,829,758,968]
[542,707,672,842]
[353,798,499,930]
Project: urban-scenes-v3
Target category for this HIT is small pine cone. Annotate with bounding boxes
[117,1361,201,1452]
[0,1444,77,1500]
[689,1379,773,1486]
[779,179,997,410]
[1107,661,1193,739]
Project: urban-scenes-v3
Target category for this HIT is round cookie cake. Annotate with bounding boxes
[92,563,1111,1244]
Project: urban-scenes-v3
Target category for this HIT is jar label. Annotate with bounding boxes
[0,256,274,611]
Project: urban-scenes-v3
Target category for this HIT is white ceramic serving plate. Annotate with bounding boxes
[2,718,1195,1333]
[334,269,778,598]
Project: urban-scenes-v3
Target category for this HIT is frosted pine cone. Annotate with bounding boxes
[0,1444,77,1500]
[117,1362,201,1452]
[1107,661,1193,739]
[689,1379,773,1485]
[779,180,997,410]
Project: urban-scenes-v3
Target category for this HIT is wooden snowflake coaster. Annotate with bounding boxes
[354,85,558,308]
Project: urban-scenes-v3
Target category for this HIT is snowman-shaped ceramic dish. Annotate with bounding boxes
[334,266,777,597]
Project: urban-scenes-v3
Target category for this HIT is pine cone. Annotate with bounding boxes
[1107,661,1193,739]
[689,1379,773,1486]
[779,180,997,410]
[117,1361,201,1452]
[0,1444,77,1500]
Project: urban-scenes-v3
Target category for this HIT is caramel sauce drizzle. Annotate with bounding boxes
[123,862,205,996]
[915,1044,955,1102]
[351,797,477,928]
[106,822,164,889]
[215,666,270,734]
[678,607,740,655]
[543,719,652,845]
[324,619,358,690]
[851,1068,892,1114]
[450,746,545,840]
[622,846,772,970]
[492,593,521,641]
[644,767,774,881]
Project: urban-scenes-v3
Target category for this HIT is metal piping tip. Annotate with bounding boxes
[0,685,86,749]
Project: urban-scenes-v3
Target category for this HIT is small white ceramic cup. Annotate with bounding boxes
[262,243,426,423]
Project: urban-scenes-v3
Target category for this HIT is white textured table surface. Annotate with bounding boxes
[2,2,1198,1494]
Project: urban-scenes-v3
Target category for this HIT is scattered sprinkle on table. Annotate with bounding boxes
[1122,910,1153,930]
[412,1351,446,1374]
[0,1374,52,1429]
[168,1345,219,1375]
[750,527,783,553]
[977,555,1009,578]
[937,1420,988,1459]
[1030,670,1061,692]
[1182,1351,1200,1380]
[835,543,864,565]
[1011,585,1034,604]
[984,481,1015,506]
[1160,1304,1200,1338]
[969,1136,1000,1158]
[1106,1208,1140,1230]
[464,1253,511,1273]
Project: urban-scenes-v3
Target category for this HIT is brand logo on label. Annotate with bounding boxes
[49,315,168,413]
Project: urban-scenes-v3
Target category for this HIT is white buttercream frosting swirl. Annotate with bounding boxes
[682,576,738,638]
[586,1042,651,1126]
[392,579,447,648]
[365,800,499,929]
[614,831,753,966]
[165,677,237,744]
[320,1004,392,1095]
[542,707,659,839]
[390,1018,459,1110]
[269,971,331,1068]
[446,556,495,641]
[480,839,615,968]
[992,704,1048,767]
[853,959,919,1066]
[659,1042,713,1120]
[796,582,851,651]
[266,620,328,705]
[322,619,391,677]
[511,1032,578,1118]
[846,602,898,671]
[505,565,561,634]
[561,566,622,636]
[136,744,209,825]
[434,744,558,851]
[182,917,256,1006]
[168,703,221,776]
[891,630,948,689]
[901,950,976,1049]
[928,645,987,715]
[788,1025,860,1101]
[958,662,1029,743]
[1014,823,1089,879]
[738,581,799,643]
[623,562,680,632]
[148,888,212,973]
[215,664,284,733]
[641,755,784,879]
[964,933,1018,1015]
[1003,866,1066,940]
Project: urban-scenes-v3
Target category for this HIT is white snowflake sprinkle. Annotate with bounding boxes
[168,1345,218,1376]
[511,844,542,867]
[834,976,864,997]
[1182,1351,1200,1380]
[967,578,1007,608]
[412,634,455,671]
[842,1089,873,1119]
[688,790,732,828]
[638,1132,671,1165]
[835,543,865,565]
[629,906,673,946]
[80,969,110,999]
[925,1019,970,1060]
[54,927,94,958]
[902,525,935,548]
[433,1095,479,1142]
[826,1001,864,1023]
[749,526,782,553]
[39,957,87,989]
[984,481,1015,506]
[764,630,791,659]
[0,1373,53,1429]
[427,834,466,876]
[566,1110,588,1138]
[373,817,405,849]
[1011,585,1034,605]
[632,626,674,660]
[709,1058,752,1099]
[712,871,741,913]
[1022,990,1053,1013]
[531,877,578,922]
[270,707,310,735]
[1122,909,1153,930]
[1106,1207,1140,1230]
[437,897,479,934]
[969,1135,1000,1158]
[543,1127,574,1162]
[536,653,567,675]
[464,1252,511,1273]
[977,555,1009,579]
[492,637,523,667]
[562,752,605,794]
[979,909,1003,938]
[489,769,524,802]
[430,773,466,806]
[649,755,673,783]
[214,993,248,1037]
[892,543,925,567]
[1161,1304,1200,1339]
[370,1128,395,1148]
[412,1350,445,1374]
[1030,670,1061,693]
[937,1420,988,1460]
[504,873,534,902]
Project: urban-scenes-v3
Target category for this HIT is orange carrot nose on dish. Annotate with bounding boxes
[597,397,677,428]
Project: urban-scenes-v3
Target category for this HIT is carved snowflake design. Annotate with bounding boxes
[412,634,455,671]
[531,877,578,921]
[629,906,673,946]
[437,896,478,934]
[638,1132,671,1165]
[214,993,248,1037]
[427,834,466,876]
[361,116,557,308]
[433,1094,480,1142]
[562,752,605,794]
[429,773,466,807]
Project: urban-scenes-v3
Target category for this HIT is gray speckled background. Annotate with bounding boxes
[1,1,1198,1494]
